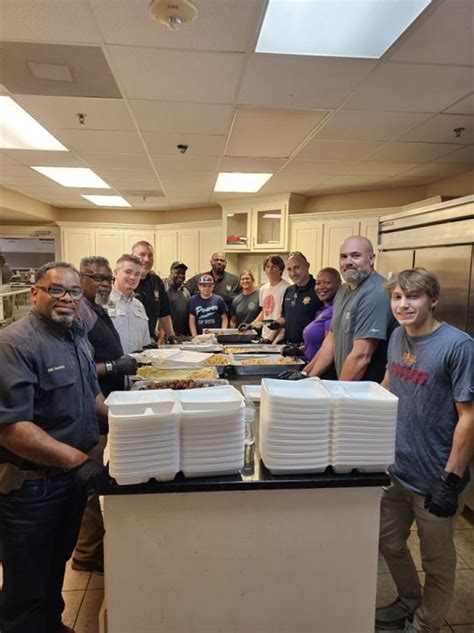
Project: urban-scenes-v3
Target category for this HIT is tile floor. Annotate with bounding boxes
[0,508,472,632]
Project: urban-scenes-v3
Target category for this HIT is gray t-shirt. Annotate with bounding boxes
[387,323,473,494]
[230,290,260,326]
[330,271,396,381]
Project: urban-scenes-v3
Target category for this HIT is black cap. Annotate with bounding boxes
[170,261,188,271]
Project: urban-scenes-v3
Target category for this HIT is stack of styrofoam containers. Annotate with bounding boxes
[322,380,398,473]
[178,386,245,478]
[106,390,179,485]
[259,378,332,474]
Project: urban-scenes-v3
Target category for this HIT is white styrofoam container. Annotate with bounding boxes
[105,389,176,415]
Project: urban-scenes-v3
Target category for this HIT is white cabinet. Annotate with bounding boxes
[94,229,125,267]
[61,227,94,268]
[289,220,324,273]
[177,230,199,277]
[199,226,222,272]
[322,219,360,269]
[154,230,178,277]
[123,230,155,253]
[222,194,300,252]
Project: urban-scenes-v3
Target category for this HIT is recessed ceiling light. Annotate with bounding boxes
[256,0,431,59]
[27,61,74,82]
[31,166,110,188]
[81,195,131,207]
[0,96,68,151]
[214,172,273,193]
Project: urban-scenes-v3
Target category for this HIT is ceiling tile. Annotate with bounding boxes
[281,160,418,177]
[296,139,383,161]
[54,130,145,154]
[383,175,440,187]
[143,133,225,156]
[108,47,245,103]
[366,141,461,162]
[151,156,219,175]
[4,150,86,167]
[0,153,21,166]
[400,113,474,145]
[79,154,152,169]
[389,0,474,66]
[346,63,474,113]
[226,107,330,158]
[398,163,473,178]
[90,0,264,52]
[315,110,432,141]
[433,144,474,164]
[130,101,234,135]
[219,157,286,173]
[238,55,377,109]
[444,93,474,115]
[0,0,101,44]
[14,95,135,131]
[320,175,387,188]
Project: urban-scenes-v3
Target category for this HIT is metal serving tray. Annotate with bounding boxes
[224,344,283,354]
[230,354,305,376]
[131,379,229,391]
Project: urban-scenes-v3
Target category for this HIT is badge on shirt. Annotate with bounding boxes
[303,296,311,305]
[248,302,256,310]
[108,299,116,309]
[154,290,160,300]
[403,351,417,366]
[345,311,351,320]
[226,285,231,291]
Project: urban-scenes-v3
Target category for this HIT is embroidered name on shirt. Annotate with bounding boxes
[390,361,429,386]
[47,365,65,373]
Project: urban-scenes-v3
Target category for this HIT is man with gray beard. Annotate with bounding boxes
[306,236,396,382]
[71,256,137,575]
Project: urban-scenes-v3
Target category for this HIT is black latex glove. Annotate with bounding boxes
[142,341,158,350]
[71,459,110,492]
[167,335,180,345]
[281,344,302,357]
[424,477,461,517]
[266,320,282,331]
[112,356,138,376]
[278,370,307,380]
[256,337,272,345]
[238,323,251,332]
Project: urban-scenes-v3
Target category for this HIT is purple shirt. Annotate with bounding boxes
[303,302,334,361]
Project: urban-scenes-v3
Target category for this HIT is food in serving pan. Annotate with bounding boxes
[136,366,218,380]
[137,380,216,390]
[203,353,231,366]
[240,357,302,366]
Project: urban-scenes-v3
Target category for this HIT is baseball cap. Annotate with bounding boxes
[170,261,188,270]
[198,274,214,285]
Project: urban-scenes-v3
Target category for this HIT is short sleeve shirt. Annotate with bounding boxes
[107,288,151,354]
[164,280,191,336]
[134,272,171,337]
[186,271,241,311]
[259,279,289,342]
[303,302,334,362]
[230,290,260,326]
[387,323,474,494]
[189,294,228,334]
[0,310,100,469]
[281,276,323,345]
[330,271,396,381]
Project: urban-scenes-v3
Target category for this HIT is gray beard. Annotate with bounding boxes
[51,313,74,327]
[342,269,370,285]
[95,292,110,306]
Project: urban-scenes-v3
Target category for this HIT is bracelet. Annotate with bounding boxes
[105,361,114,375]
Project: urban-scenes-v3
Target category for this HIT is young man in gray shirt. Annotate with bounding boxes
[377,268,473,633]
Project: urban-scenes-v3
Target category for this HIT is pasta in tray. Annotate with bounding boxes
[136,366,218,380]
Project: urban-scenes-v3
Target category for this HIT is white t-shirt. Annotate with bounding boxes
[259,279,290,342]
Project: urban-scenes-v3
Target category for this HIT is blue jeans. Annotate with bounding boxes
[0,472,87,633]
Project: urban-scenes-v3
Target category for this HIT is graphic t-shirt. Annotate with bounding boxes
[231,290,260,326]
[259,279,289,342]
[189,294,228,334]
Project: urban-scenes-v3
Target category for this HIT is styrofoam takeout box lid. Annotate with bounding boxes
[105,390,176,415]
[261,378,332,403]
[242,385,261,401]
[321,380,398,403]
[177,385,243,411]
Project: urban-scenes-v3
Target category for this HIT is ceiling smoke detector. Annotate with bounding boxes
[148,0,198,31]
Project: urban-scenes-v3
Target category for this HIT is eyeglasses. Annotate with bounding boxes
[35,285,83,299]
[81,273,114,283]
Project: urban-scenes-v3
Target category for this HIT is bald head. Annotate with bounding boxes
[210,251,227,275]
[339,236,375,287]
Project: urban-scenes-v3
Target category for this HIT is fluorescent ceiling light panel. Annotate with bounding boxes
[256,0,431,59]
[214,172,273,193]
[31,166,110,188]
[0,96,68,151]
[82,195,131,207]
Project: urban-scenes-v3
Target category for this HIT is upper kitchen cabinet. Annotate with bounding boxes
[124,230,155,253]
[60,226,95,268]
[222,194,305,252]
[94,229,125,267]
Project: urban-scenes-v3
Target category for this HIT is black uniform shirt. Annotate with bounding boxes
[185,270,241,311]
[134,272,171,338]
[281,275,323,344]
[0,310,100,469]
[164,278,191,336]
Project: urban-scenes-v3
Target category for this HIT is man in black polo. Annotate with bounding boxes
[71,256,137,575]
[185,251,241,311]
[131,241,177,342]
[270,251,322,344]
[0,261,108,633]
[164,261,191,337]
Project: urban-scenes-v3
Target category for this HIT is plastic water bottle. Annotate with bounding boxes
[244,398,256,446]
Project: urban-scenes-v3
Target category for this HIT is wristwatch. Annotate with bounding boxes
[441,470,462,487]
[105,361,114,375]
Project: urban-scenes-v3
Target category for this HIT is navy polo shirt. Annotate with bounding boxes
[281,275,323,344]
[0,310,100,469]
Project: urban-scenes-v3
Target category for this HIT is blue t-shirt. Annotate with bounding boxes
[189,294,228,334]
[387,322,473,494]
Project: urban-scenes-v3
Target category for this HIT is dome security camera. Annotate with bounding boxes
[177,144,189,154]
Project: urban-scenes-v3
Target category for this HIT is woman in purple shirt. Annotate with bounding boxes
[303,267,341,361]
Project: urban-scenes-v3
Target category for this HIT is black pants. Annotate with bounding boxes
[0,472,87,633]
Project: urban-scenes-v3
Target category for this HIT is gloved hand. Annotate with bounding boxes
[238,323,251,332]
[142,341,158,350]
[266,320,282,331]
[71,459,110,492]
[277,370,307,380]
[167,335,180,345]
[112,356,138,376]
[281,344,302,357]
[256,337,272,345]
[424,475,462,517]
